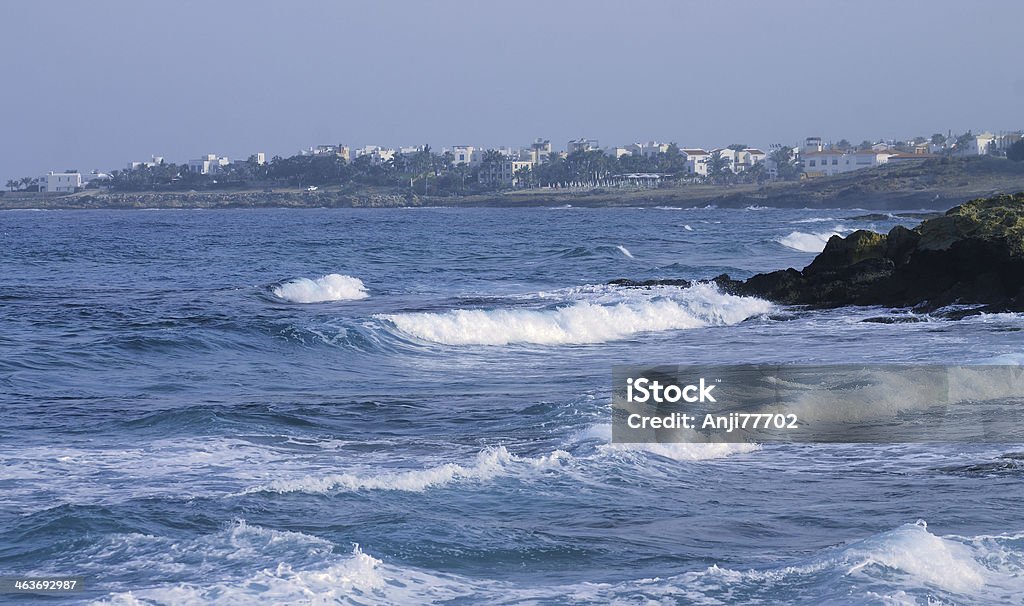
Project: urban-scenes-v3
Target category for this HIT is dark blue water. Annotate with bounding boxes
[2,207,1023,605]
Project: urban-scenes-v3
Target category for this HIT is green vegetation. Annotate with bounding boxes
[921,192,1024,256]
[103,143,768,195]
[5,177,40,192]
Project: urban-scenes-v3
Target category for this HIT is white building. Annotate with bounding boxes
[352,145,396,165]
[398,145,426,156]
[129,155,164,170]
[530,139,553,163]
[802,149,892,177]
[626,141,671,158]
[736,148,766,171]
[479,154,534,187]
[802,137,824,154]
[188,154,230,175]
[41,171,82,193]
[681,148,710,177]
[801,150,846,176]
[956,132,997,156]
[302,145,349,161]
[567,138,600,154]
[449,145,478,166]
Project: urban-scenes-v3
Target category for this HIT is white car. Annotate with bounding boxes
[306,185,318,192]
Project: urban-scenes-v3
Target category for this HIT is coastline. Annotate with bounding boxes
[4,156,1023,211]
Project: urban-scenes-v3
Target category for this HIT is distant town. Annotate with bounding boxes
[7,130,1024,198]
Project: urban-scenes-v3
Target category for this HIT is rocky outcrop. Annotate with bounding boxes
[716,193,1024,313]
[612,193,1024,315]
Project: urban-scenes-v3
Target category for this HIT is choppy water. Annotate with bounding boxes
[2,206,1023,605]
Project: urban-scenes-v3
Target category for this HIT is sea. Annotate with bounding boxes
[2,205,1023,605]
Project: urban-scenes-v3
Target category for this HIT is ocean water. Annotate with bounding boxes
[2,206,1023,605]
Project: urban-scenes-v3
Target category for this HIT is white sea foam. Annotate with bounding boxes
[88,528,410,606]
[91,543,474,606]
[272,274,368,303]
[380,283,772,346]
[776,230,839,253]
[91,521,1024,605]
[243,446,571,495]
[793,216,837,223]
[76,520,334,582]
[683,224,694,231]
[1,437,295,506]
[616,245,634,258]
[844,521,987,595]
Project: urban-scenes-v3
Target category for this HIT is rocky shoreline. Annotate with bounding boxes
[614,193,1024,316]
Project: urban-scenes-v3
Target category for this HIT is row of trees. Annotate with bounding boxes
[827,132,990,155]
[6,177,40,192]
[11,132,1018,196]
[104,143,803,194]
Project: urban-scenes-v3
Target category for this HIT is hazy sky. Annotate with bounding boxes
[3,1,1022,181]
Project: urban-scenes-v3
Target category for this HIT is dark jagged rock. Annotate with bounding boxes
[607,278,692,288]
[861,316,925,324]
[613,193,1024,315]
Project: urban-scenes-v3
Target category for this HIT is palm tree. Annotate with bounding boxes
[5,179,17,192]
[481,149,505,165]
[707,151,729,183]
[514,165,533,189]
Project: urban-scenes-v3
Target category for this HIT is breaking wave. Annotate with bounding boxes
[776,229,843,253]
[272,274,368,303]
[379,283,772,346]
[793,217,837,223]
[238,424,761,498]
[242,446,571,495]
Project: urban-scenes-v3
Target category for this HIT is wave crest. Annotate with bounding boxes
[273,274,368,303]
[379,283,771,346]
[243,446,571,495]
[776,230,840,253]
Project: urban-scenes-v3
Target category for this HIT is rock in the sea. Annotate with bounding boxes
[606,193,1024,314]
[712,193,1024,313]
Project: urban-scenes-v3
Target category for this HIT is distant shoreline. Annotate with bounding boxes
[4,157,1023,211]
